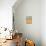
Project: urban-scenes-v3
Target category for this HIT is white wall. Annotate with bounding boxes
[13,0,41,46]
[0,0,16,30]
[41,0,46,46]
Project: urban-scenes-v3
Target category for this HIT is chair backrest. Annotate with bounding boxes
[25,40,35,46]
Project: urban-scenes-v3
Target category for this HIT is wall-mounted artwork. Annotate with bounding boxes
[26,16,32,24]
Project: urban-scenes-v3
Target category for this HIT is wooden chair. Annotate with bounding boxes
[25,40,35,46]
[14,33,23,46]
